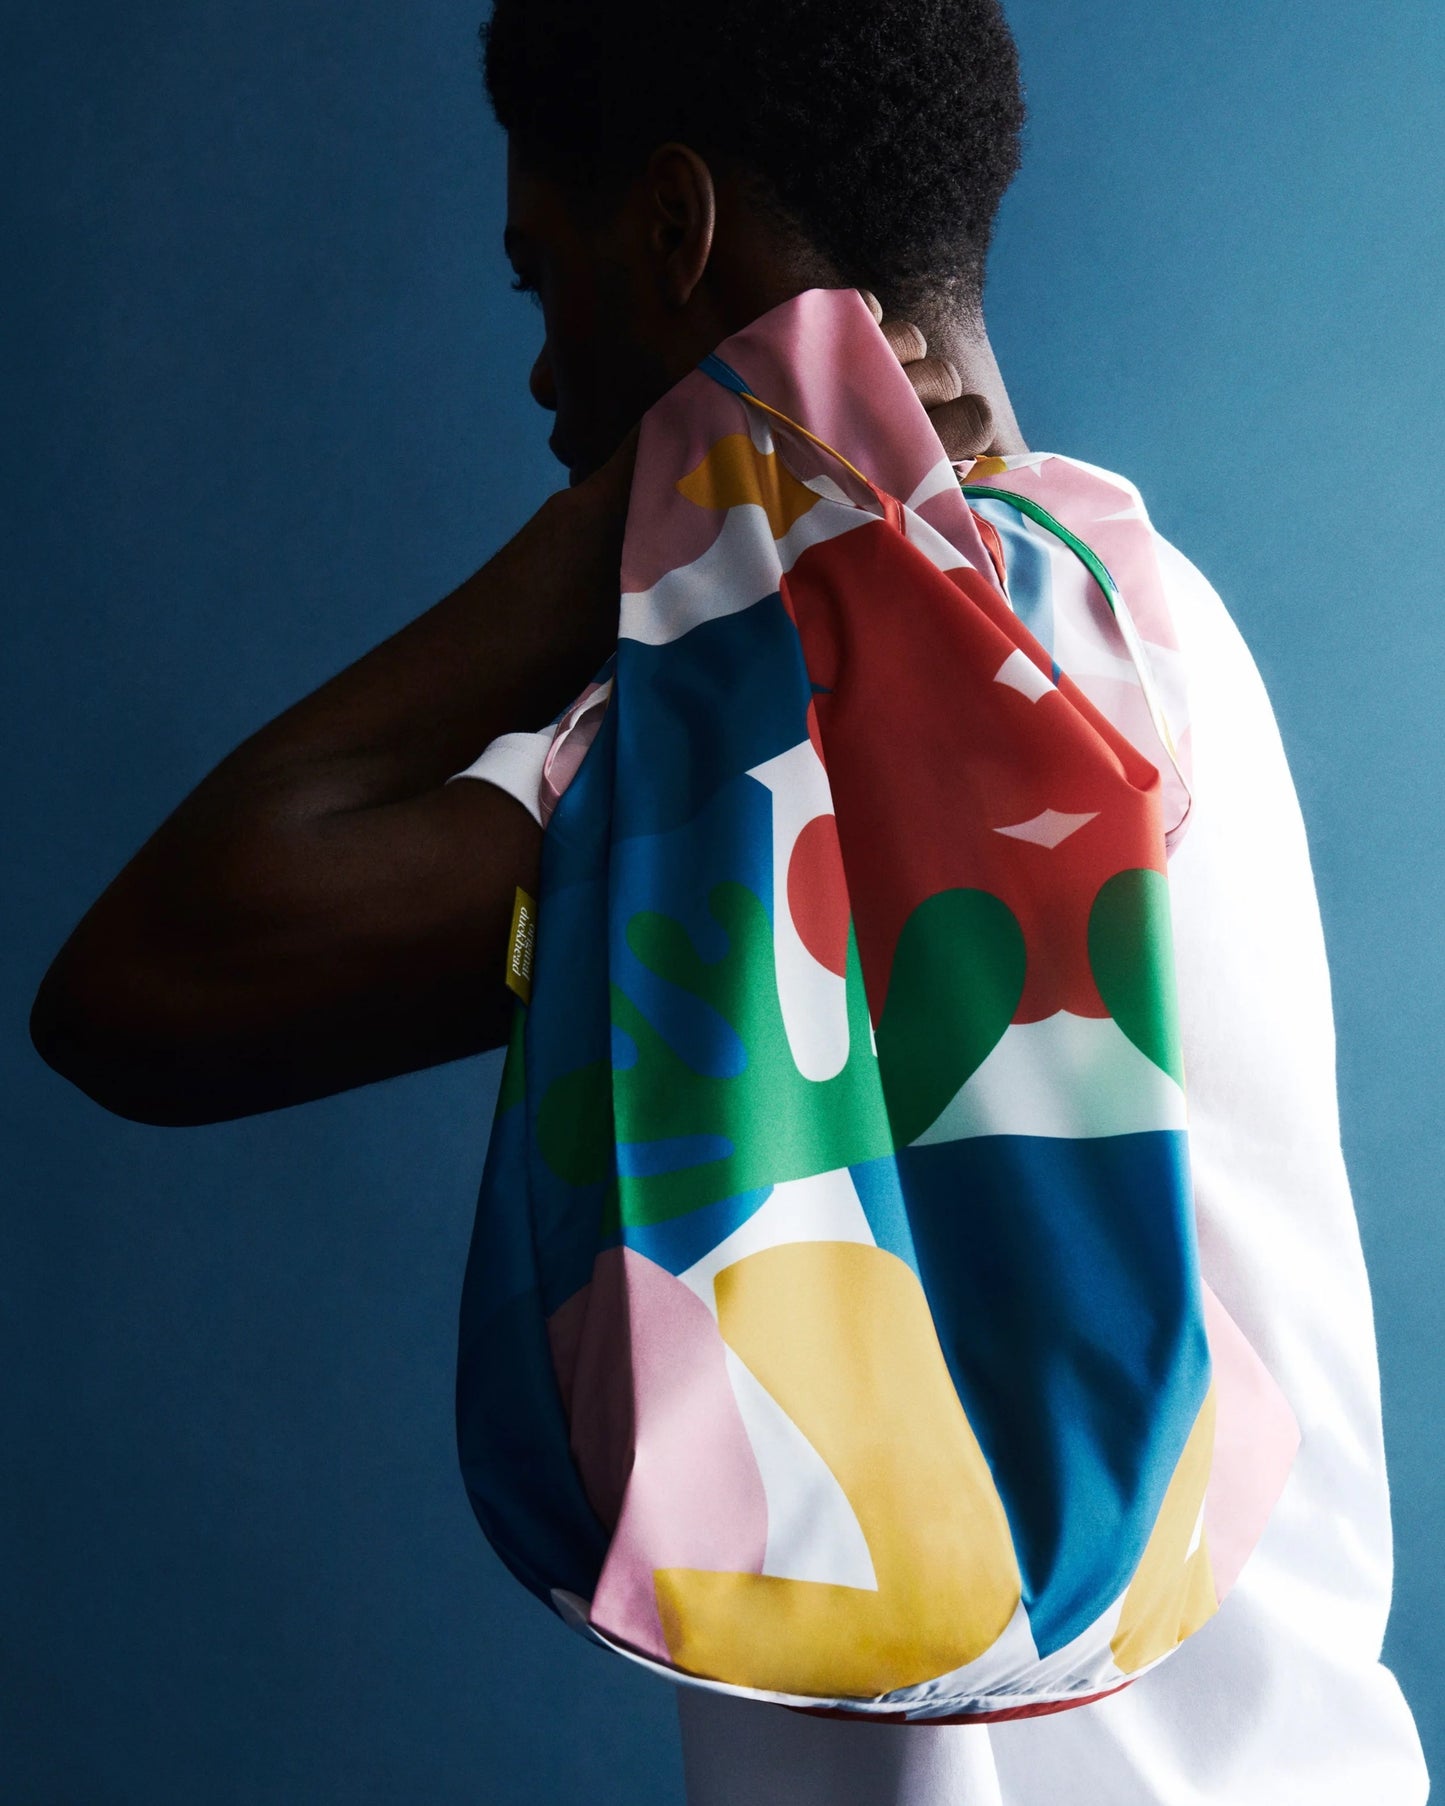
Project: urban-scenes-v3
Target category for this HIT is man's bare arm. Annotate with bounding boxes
[27,306,993,1129]
[28,443,635,1127]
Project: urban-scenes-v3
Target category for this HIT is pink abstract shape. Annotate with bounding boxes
[621,373,741,597]
[551,1248,768,1663]
[915,486,988,555]
[539,680,611,829]
[1201,1282,1302,1601]
[1068,676,1168,787]
[620,291,1002,607]
[718,290,999,584]
[974,455,1181,654]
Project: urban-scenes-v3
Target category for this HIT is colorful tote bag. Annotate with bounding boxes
[456,286,1300,1721]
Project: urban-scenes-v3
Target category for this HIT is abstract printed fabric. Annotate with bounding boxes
[455,287,1300,1721]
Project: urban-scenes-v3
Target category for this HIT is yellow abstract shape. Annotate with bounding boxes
[960,455,1010,482]
[1111,1386,1218,1674]
[676,433,821,539]
[653,1241,1021,1697]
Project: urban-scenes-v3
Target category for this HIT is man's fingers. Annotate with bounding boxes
[925,393,996,461]
[906,355,964,411]
[880,317,928,364]
[859,297,995,458]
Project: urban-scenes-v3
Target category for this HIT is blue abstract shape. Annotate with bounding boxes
[897,1129,1210,1655]
[699,351,753,396]
[847,1152,921,1276]
[968,496,1056,661]
[613,595,811,840]
[456,1086,608,1604]
[617,1134,734,1179]
[607,770,776,1082]
[620,1185,775,1276]
[457,1285,609,1606]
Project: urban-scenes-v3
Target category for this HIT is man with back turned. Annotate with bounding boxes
[31,2,1427,1800]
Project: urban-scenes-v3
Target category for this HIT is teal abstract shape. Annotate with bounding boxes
[1087,868,1185,1086]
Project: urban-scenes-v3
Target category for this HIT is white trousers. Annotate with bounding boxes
[678,1688,1002,1806]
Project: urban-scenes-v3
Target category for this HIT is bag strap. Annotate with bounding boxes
[700,352,1186,801]
[701,353,905,532]
[964,484,1188,790]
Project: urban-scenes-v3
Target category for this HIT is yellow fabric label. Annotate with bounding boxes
[505,886,537,1004]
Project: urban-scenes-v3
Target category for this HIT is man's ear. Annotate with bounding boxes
[644,143,717,310]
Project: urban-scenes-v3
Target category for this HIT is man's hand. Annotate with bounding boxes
[859,289,1000,462]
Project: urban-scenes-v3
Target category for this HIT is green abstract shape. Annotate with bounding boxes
[875,889,1027,1147]
[536,1057,614,1188]
[1087,868,1184,1086]
[605,880,894,1226]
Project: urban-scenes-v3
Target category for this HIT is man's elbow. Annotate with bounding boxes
[29,947,230,1128]
[28,809,316,1125]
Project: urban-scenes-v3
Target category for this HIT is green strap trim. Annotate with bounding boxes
[962,485,1123,615]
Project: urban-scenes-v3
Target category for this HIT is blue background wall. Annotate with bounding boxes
[5,2,1439,1798]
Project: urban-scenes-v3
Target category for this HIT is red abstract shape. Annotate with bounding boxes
[780,518,1164,1025]
[805,693,826,769]
[787,813,851,976]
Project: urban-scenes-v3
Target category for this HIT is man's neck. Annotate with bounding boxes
[694,192,1029,455]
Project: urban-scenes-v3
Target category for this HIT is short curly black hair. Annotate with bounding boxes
[481,0,1026,317]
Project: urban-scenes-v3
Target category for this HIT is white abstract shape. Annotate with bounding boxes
[913,1010,1187,1146]
[994,808,1099,850]
[1055,639,1146,687]
[994,646,1056,702]
[874,1585,1131,1719]
[747,740,851,1081]
[905,455,965,512]
[1054,615,1188,702]
[554,1573,1138,1719]
[550,1587,860,1712]
[743,408,775,456]
[868,1598,1041,1716]
[803,472,860,505]
[620,493,862,646]
[723,1348,879,1592]
[1028,504,1187,722]
[1056,454,1146,501]
[678,1166,875,1314]
[899,504,988,582]
[1187,1499,1206,1560]
[1146,638,1190,748]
